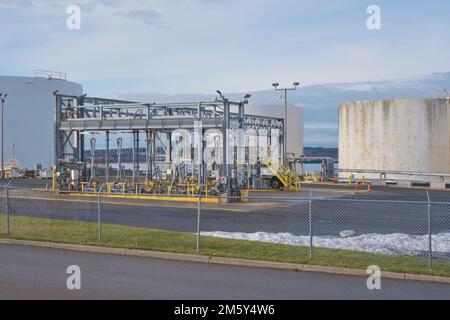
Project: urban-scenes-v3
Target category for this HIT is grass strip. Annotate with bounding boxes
[1,215,448,277]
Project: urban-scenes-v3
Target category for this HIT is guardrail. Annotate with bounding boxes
[34,69,67,81]
[337,168,450,181]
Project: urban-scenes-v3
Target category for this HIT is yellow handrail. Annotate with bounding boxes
[266,160,301,191]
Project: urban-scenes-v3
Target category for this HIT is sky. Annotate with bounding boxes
[1,0,450,96]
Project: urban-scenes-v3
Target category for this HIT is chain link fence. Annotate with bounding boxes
[1,182,449,276]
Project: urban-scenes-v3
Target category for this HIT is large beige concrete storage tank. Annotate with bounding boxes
[339,98,450,182]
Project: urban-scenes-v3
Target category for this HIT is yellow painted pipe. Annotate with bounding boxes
[52,168,57,191]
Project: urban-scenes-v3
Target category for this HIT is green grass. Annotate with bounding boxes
[1,215,449,277]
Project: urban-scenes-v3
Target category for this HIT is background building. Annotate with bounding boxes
[241,104,304,159]
[0,73,82,168]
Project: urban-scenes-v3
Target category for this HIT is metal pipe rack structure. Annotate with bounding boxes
[53,93,286,197]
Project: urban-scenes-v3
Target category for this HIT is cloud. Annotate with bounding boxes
[0,0,34,7]
[97,0,122,7]
[2,0,450,96]
[115,9,169,28]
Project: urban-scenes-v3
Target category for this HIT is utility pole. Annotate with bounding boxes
[272,82,299,164]
[0,93,8,179]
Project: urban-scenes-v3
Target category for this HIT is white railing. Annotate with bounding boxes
[34,69,67,81]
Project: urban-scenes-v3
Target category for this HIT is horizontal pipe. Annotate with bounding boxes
[61,112,283,123]
[337,168,450,178]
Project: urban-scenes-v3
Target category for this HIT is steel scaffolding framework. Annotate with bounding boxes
[54,93,285,195]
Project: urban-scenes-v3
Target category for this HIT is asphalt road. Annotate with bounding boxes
[4,187,450,238]
[1,244,449,300]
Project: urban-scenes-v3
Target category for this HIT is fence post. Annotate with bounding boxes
[195,118,203,254]
[98,184,104,243]
[309,190,313,260]
[5,178,13,235]
[5,185,9,234]
[197,193,201,253]
[426,191,432,270]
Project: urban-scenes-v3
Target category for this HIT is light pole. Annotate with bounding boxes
[272,82,299,164]
[0,93,7,179]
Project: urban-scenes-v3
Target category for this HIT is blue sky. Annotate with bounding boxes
[1,0,450,96]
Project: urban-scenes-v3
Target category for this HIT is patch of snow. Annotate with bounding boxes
[200,231,450,256]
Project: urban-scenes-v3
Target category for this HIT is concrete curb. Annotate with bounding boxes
[69,192,221,203]
[1,238,449,285]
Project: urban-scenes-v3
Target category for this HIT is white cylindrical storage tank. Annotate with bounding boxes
[244,104,304,158]
[339,98,450,182]
[0,75,83,168]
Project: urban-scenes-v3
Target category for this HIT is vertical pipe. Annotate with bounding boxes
[223,100,231,196]
[132,131,136,183]
[166,132,172,162]
[197,194,201,253]
[146,131,150,182]
[105,130,110,183]
[1,99,4,180]
[52,167,57,191]
[132,130,140,183]
[238,102,245,191]
[255,128,260,189]
[54,94,61,174]
[116,137,123,182]
[284,88,287,165]
[79,127,85,164]
[239,102,245,129]
[136,130,140,183]
[90,137,96,182]
[196,106,202,253]
[151,132,155,181]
